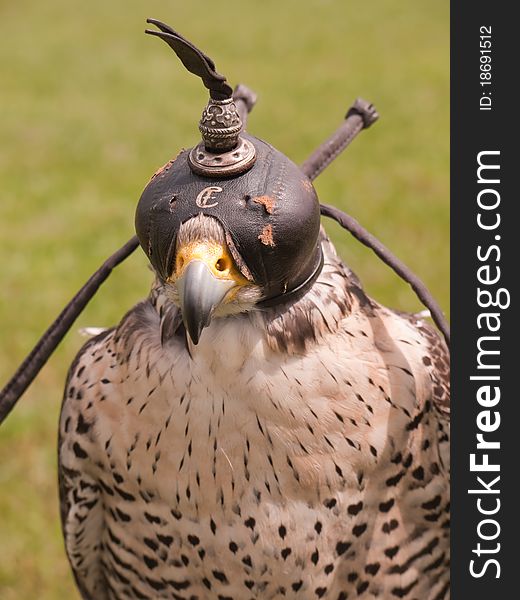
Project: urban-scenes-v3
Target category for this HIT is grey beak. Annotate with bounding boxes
[176,261,235,345]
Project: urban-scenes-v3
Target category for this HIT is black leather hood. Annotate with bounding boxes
[135,134,322,303]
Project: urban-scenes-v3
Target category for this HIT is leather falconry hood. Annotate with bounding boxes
[135,20,323,305]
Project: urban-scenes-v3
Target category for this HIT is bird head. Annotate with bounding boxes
[135,137,322,344]
[134,20,322,344]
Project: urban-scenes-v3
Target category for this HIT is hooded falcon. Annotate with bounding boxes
[57,19,450,600]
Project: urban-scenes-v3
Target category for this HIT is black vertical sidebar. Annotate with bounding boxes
[452,2,515,598]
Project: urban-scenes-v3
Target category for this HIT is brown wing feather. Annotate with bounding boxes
[58,331,113,600]
[397,311,450,417]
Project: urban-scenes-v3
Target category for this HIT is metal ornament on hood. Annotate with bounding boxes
[136,19,323,309]
[190,97,257,176]
[145,19,256,177]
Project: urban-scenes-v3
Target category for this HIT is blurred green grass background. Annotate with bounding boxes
[0,0,448,597]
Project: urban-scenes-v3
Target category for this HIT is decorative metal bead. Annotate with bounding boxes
[199,98,242,152]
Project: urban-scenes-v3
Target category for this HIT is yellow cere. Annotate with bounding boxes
[172,241,249,286]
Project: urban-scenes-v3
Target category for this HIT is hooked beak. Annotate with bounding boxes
[176,261,235,344]
[171,239,248,345]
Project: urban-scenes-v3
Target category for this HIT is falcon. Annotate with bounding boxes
[56,19,451,600]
